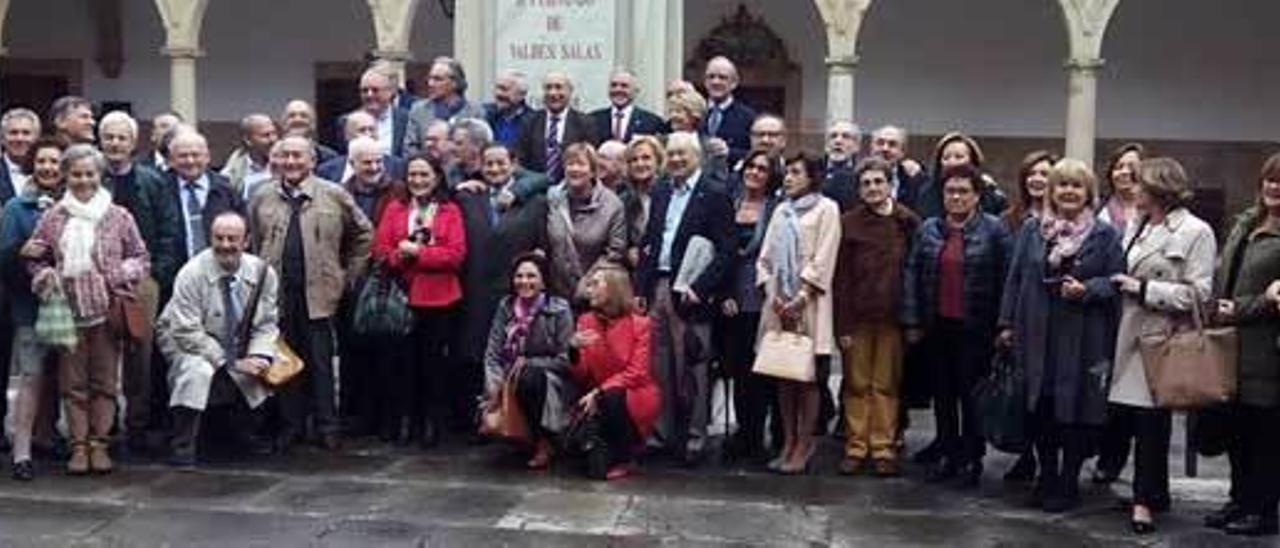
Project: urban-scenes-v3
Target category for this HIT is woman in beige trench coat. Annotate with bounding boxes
[1108,157,1217,535]
[756,152,841,475]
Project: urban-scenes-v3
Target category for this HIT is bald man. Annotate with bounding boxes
[588,69,666,145]
[514,71,596,181]
[221,114,279,201]
[700,56,756,166]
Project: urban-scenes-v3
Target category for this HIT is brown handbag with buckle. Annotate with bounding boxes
[237,262,306,387]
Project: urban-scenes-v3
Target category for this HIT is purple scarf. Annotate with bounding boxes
[502,294,545,367]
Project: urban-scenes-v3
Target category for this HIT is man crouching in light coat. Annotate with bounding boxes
[156,210,280,466]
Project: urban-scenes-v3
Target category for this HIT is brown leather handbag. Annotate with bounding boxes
[1139,294,1238,410]
[479,361,531,442]
[108,295,148,341]
[260,339,305,387]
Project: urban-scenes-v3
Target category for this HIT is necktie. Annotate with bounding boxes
[221,275,240,366]
[185,181,207,256]
[708,105,724,137]
[613,110,626,141]
[546,114,563,181]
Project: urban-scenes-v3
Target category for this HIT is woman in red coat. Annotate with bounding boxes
[571,266,660,479]
[373,153,467,448]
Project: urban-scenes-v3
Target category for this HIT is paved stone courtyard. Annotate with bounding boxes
[0,411,1269,547]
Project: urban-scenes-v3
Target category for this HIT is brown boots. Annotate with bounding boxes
[66,440,113,475]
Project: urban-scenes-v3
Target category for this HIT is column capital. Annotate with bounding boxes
[371,49,412,62]
[825,55,860,70]
[161,46,203,59]
[1065,57,1105,72]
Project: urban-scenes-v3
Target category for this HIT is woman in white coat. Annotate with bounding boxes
[1108,157,1217,535]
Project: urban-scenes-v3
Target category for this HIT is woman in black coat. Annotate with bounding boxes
[997,158,1124,512]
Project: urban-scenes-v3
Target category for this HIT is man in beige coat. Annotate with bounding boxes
[247,136,373,449]
[156,211,279,466]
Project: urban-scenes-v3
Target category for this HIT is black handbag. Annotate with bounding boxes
[563,412,609,480]
[974,350,1028,454]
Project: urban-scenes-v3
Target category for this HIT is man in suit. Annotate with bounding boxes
[220,114,279,201]
[163,129,245,300]
[636,131,734,466]
[515,71,595,182]
[139,111,183,173]
[821,120,862,212]
[404,57,485,155]
[156,211,278,466]
[0,108,40,205]
[589,69,665,145]
[453,143,549,436]
[315,111,406,184]
[247,136,372,451]
[484,69,533,150]
[341,64,408,157]
[869,125,928,214]
[701,56,756,167]
[99,111,183,453]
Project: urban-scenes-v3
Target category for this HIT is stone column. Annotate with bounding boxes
[632,0,681,112]
[164,46,201,123]
[1064,57,1104,166]
[371,49,412,87]
[825,54,858,125]
[452,0,488,102]
[0,0,10,57]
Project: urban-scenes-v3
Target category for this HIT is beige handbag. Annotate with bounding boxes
[752,329,816,382]
[1139,294,1238,410]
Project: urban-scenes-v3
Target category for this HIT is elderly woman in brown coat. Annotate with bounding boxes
[756,152,841,475]
[545,143,627,304]
[1108,158,1216,535]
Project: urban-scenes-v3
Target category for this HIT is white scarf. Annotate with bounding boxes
[58,188,112,277]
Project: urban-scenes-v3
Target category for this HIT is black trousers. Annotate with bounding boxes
[716,312,776,452]
[410,308,456,430]
[1114,404,1171,508]
[1096,403,1134,475]
[514,365,548,435]
[1227,406,1280,517]
[596,389,640,465]
[1031,398,1094,493]
[336,292,373,431]
[278,310,338,438]
[929,319,990,464]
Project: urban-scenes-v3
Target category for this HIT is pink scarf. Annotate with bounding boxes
[502,294,545,367]
[1040,211,1095,269]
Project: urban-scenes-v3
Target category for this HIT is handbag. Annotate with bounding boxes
[352,263,413,337]
[1138,293,1238,410]
[34,287,78,351]
[973,349,1027,453]
[260,338,305,387]
[752,329,816,382]
[108,295,148,341]
[479,361,531,442]
[563,411,608,480]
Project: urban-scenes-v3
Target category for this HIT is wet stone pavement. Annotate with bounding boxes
[0,411,1270,547]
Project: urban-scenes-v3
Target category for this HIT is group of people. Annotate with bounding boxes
[0,52,1276,538]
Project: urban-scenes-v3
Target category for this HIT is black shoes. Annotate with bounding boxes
[1130,518,1156,535]
[1003,452,1036,483]
[912,440,944,465]
[924,459,958,483]
[1224,514,1279,537]
[957,462,983,489]
[1205,501,1244,529]
[10,460,33,481]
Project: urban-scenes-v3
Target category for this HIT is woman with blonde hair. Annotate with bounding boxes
[570,266,660,479]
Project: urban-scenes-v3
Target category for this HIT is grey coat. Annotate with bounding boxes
[1109,208,1217,408]
[999,218,1124,425]
[545,182,626,300]
[482,295,578,433]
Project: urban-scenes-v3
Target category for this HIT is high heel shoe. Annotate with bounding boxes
[1131,506,1156,535]
[780,444,816,475]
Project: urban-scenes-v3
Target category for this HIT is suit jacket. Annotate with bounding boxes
[636,172,735,320]
[0,164,15,206]
[166,171,245,287]
[514,109,596,175]
[403,96,486,155]
[336,107,409,157]
[588,105,666,145]
[700,98,756,166]
[820,157,857,212]
[314,154,407,185]
[105,162,181,284]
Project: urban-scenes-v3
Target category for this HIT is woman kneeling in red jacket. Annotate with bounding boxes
[571,266,660,479]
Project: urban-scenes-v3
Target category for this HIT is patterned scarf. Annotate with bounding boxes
[502,293,545,368]
[1040,209,1095,269]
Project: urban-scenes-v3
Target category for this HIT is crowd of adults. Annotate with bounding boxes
[0,53,1277,538]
